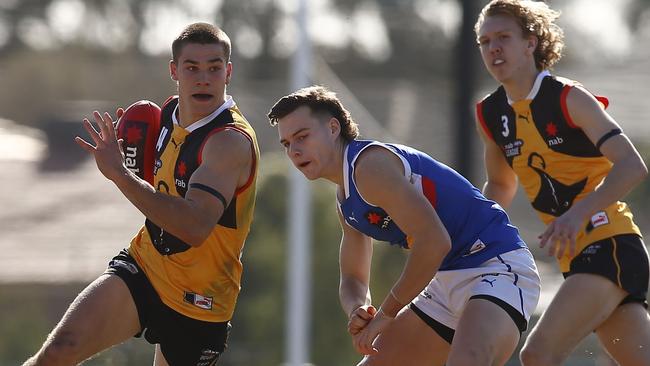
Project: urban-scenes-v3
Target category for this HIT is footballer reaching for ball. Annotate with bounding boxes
[23,23,259,366]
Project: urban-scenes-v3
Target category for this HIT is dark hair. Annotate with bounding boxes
[171,22,231,64]
[475,0,564,70]
[268,85,359,142]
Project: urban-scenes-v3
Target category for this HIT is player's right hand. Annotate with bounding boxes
[348,305,376,336]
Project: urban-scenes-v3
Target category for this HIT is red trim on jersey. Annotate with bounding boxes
[476,102,493,141]
[422,177,437,208]
[561,86,610,129]
[560,85,578,129]
[595,96,609,109]
[197,126,257,196]
[162,95,177,109]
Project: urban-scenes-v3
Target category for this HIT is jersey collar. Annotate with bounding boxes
[172,95,235,132]
[507,70,550,105]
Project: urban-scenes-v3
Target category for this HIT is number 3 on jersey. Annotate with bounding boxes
[501,115,509,137]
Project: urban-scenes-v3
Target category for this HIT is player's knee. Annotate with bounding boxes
[356,355,392,366]
[519,342,560,366]
[33,331,85,366]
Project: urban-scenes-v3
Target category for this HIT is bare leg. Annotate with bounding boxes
[23,274,141,366]
[447,298,520,366]
[358,307,450,366]
[520,273,627,366]
[596,302,650,366]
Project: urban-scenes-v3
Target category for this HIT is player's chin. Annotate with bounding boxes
[299,169,319,181]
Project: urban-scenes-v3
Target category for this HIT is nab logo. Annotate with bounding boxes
[124,146,140,174]
[545,122,564,146]
[548,136,564,146]
[175,178,187,188]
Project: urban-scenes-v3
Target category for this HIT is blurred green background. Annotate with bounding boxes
[1,0,649,365]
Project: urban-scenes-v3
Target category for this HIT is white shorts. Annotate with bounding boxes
[411,248,540,340]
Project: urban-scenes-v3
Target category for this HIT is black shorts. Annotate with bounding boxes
[105,249,231,366]
[563,234,649,307]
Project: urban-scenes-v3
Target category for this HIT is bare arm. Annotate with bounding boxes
[476,120,519,208]
[562,86,647,219]
[76,111,253,247]
[338,205,374,318]
[351,146,451,354]
[540,86,648,257]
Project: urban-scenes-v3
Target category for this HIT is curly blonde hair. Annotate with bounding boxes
[475,0,564,70]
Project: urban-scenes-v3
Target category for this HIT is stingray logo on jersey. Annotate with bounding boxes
[366,210,392,229]
[545,122,564,146]
[503,139,523,158]
[184,291,213,310]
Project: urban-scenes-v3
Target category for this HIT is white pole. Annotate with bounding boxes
[286,0,312,365]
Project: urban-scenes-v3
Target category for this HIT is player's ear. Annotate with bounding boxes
[526,35,538,55]
[328,117,341,137]
[225,62,233,85]
[170,60,178,81]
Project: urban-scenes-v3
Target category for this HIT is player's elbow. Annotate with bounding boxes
[637,159,649,181]
[626,155,648,186]
[415,229,451,257]
[184,223,215,247]
[484,179,517,208]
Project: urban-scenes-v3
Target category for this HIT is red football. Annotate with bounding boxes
[116,100,161,184]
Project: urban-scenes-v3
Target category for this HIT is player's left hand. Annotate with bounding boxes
[352,309,393,355]
[539,209,583,259]
[348,305,376,336]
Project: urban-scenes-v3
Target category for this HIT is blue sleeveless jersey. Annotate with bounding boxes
[338,140,526,270]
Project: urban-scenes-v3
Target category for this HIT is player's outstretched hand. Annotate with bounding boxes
[75,111,127,182]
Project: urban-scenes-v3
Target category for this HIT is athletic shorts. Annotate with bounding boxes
[105,249,230,366]
[411,248,540,344]
[563,234,649,307]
